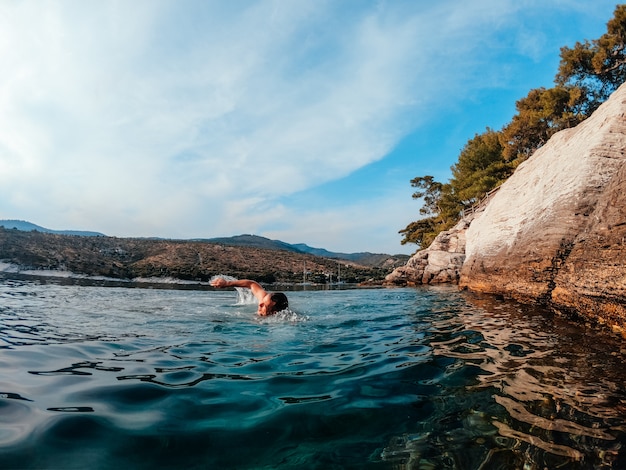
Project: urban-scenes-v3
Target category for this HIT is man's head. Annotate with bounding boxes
[270,292,289,312]
[258,292,289,316]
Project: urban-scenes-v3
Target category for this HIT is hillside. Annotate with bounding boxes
[202,234,297,252]
[0,227,395,285]
[203,234,410,267]
[0,221,409,269]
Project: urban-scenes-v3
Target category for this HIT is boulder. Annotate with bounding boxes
[385,218,470,286]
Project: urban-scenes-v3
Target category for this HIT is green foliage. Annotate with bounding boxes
[400,177,460,248]
[399,216,439,248]
[400,130,512,248]
[451,129,513,205]
[409,176,443,216]
[556,4,626,112]
[500,87,587,162]
[400,6,626,249]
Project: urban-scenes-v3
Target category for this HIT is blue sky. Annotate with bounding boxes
[0,1,619,254]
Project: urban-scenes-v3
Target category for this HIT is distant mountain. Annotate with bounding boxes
[291,243,394,263]
[204,234,410,267]
[202,234,299,253]
[0,220,105,237]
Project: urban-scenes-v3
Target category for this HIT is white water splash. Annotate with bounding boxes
[210,275,306,320]
[210,275,256,305]
[276,309,301,321]
[261,309,309,323]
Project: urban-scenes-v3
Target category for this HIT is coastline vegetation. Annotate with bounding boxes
[401,5,626,249]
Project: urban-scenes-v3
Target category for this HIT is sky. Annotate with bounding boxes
[0,1,620,255]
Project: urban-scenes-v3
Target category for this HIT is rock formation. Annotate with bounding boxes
[384,217,470,286]
[389,82,626,332]
[460,81,626,332]
[384,189,498,286]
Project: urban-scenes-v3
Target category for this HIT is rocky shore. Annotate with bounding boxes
[383,217,470,286]
[387,82,626,334]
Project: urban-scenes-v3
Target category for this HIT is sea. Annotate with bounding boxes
[0,275,625,470]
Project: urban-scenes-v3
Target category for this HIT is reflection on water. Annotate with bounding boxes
[381,293,625,469]
[0,277,625,469]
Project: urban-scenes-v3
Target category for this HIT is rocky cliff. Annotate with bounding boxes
[460,82,626,332]
[389,82,626,333]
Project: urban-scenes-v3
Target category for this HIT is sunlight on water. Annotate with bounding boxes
[0,276,625,469]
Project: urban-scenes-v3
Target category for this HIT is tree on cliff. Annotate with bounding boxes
[556,4,626,114]
[500,5,626,164]
[400,130,512,247]
[451,129,511,204]
[499,86,587,162]
[399,176,456,247]
[401,5,626,249]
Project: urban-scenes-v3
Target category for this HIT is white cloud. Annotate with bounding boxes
[0,0,618,252]
[1,2,423,218]
[261,188,420,254]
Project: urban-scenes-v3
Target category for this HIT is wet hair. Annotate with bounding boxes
[270,292,289,313]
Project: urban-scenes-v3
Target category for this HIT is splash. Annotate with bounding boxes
[210,275,306,320]
[260,309,309,323]
[210,275,256,305]
[234,288,257,305]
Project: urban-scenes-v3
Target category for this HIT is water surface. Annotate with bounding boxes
[0,277,624,469]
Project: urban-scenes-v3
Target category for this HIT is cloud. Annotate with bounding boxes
[262,192,420,255]
[1,2,423,221]
[0,0,618,252]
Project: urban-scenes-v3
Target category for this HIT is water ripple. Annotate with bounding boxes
[0,279,625,468]
[380,291,626,469]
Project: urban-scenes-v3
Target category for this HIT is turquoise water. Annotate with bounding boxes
[0,277,625,469]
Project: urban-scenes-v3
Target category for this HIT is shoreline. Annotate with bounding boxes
[0,263,378,291]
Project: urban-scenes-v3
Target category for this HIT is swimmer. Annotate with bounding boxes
[210,278,288,316]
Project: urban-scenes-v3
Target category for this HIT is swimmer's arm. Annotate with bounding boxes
[210,278,268,302]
